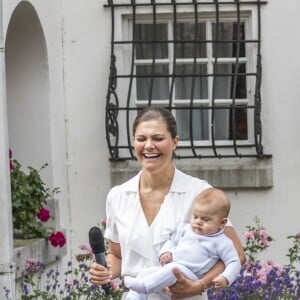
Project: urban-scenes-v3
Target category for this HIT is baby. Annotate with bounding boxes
[123,188,241,299]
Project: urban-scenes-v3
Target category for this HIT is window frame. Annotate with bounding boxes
[124,12,253,148]
[105,1,269,161]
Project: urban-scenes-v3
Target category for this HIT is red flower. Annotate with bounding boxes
[9,148,14,171]
[37,208,50,222]
[48,231,66,247]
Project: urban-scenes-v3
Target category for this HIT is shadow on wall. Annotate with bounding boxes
[5,1,52,186]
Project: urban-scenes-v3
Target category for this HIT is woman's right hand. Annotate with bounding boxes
[89,262,112,286]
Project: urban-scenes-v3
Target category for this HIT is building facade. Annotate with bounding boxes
[0,0,299,293]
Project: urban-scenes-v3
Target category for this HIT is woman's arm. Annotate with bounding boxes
[89,240,122,285]
[169,226,245,299]
[168,260,225,299]
[224,226,246,265]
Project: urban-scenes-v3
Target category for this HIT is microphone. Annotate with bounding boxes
[89,226,111,296]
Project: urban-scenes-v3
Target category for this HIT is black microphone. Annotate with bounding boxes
[89,226,111,296]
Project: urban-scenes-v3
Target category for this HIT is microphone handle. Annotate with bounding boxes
[94,252,111,296]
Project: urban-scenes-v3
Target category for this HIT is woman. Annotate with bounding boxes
[90,106,245,299]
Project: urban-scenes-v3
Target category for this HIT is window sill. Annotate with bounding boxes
[13,233,67,279]
[111,157,273,188]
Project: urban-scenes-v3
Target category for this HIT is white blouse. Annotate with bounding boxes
[105,168,213,299]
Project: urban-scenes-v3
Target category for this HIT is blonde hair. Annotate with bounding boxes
[194,188,231,219]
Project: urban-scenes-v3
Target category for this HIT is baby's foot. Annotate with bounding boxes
[124,276,147,294]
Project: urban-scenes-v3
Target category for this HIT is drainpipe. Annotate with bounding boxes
[0,1,16,298]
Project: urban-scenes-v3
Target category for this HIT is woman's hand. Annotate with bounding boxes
[89,262,112,286]
[168,268,204,299]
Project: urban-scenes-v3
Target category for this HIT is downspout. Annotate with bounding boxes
[0,0,16,297]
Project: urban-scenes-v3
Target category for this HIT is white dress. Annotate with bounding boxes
[105,168,212,299]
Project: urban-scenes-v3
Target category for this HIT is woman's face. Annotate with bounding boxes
[133,118,178,174]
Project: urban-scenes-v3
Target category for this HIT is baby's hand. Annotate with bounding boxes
[159,252,173,265]
[212,275,228,289]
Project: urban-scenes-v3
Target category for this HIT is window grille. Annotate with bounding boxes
[104,0,269,161]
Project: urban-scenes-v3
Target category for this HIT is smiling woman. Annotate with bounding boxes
[89,106,245,300]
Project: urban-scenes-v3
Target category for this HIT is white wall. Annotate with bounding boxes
[61,0,111,252]
[4,0,70,255]
[229,0,300,265]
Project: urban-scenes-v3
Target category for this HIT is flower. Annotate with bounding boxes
[48,231,66,248]
[9,148,14,171]
[243,231,255,239]
[208,217,300,299]
[243,216,274,262]
[76,245,94,261]
[111,280,120,292]
[9,150,64,248]
[101,218,106,226]
[78,244,93,255]
[37,208,50,222]
[24,258,43,273]
[3,245,124,299]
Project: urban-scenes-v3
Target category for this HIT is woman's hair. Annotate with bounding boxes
[133,106,178,138]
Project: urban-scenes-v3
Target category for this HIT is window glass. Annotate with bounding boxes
[175,23,206,58]
[214,63,246,99]
[214,105,248,140]
[176,108,209,141]
[136,64,169,100]
[135,24,168,59]
[212,22,245,57]
[175,64,208,99]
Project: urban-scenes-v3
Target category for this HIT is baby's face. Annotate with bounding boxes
[190,201,224,236]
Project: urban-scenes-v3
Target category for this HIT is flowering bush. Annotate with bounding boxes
[9,149,66,247]
[3,245,123,299]
[208,217,300,299]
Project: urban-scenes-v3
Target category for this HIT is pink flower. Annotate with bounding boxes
[101,218,106,226]
[296,232,300,238]
[25,258,41,272]
[111,281,120,292]
[256,268,267,284]
[267,259,283,274]
[49,231,66,247]
[37,208,50,222]
[259,229,270,247]
[66,278,75,287]
[259,229,267,239]
[243,231,255,239]
[78,244,93,254]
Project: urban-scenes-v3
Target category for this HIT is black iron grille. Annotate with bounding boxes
[104,0,269,161]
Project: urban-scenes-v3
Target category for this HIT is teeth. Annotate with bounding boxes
[143,153,160,158]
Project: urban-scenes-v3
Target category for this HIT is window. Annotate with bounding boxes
[105,0,268,160]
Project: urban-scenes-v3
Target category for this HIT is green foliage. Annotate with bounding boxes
[243,215,274,262]
[287,233,300,270]
[10,159,59,239]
